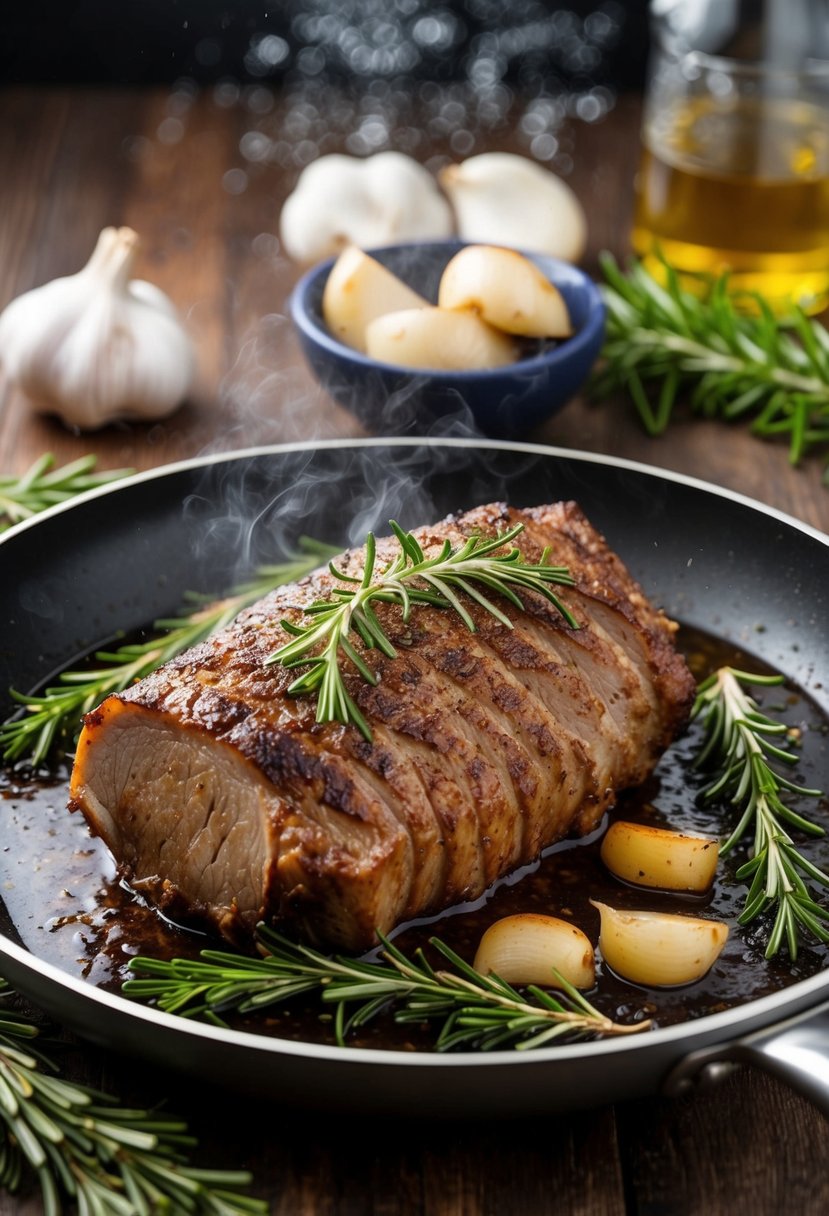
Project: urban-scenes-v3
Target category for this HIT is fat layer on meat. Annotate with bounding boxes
[69,502,696,950]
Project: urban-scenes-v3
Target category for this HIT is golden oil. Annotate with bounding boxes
[632,95,829,311]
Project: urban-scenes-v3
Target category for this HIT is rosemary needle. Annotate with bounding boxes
[268,520,577,742]
[593,254,829,476]
[125,926,650,1051]
[0,981,265,1215]
[121,665,829,1039]
[0,537,339,766]
[0,452,132,533]
[692,667,829,959]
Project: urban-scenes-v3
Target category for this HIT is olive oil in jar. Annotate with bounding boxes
[632,95,829,311]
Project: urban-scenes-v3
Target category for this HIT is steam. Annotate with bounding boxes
[157,16,616,593]
[178,230,537,586]
[180,437,549,595]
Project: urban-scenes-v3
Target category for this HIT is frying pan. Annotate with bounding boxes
[1,437,828,1119]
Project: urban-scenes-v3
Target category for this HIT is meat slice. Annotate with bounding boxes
[69,502,696,951]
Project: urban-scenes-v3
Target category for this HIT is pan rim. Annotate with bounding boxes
[1,437,828,1070]
[2,436,827,547]
[2,927,828,1068]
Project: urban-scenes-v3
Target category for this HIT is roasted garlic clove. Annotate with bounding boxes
[280,152,454,264]
[473,913,595,990]
[591,900,728,987]
[438,245,573,338]
[322,246,428,353]
[439,152,587,262]
[365,306,517,370]
[600,821,719,893]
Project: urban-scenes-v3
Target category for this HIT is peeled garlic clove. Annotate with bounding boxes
[600,821,719,893]
[592,900,728,988]
[322,246,428,353]
[365,306,517,370]
[439,153,587,263]
[438,245,573,338]
[473,913,595,990]
[0,227,194,431]
[280,152,454,264]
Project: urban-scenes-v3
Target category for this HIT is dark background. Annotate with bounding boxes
[1,1,651,91]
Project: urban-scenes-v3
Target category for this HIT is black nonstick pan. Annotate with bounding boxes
[1,438,828,1118]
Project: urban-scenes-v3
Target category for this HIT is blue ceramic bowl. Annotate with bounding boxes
[290,240,605,438]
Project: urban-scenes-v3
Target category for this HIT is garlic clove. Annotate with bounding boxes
[438,245,573,338]
[365,306,517,370]
[591,900,729,988]
[280,152,454,264]
[600,820,720,893]
[0,226,194,431]
[473,913,595,990]
[322,246,429,353]
[439,153,588,263]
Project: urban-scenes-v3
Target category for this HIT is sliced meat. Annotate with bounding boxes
[69,501,696,951]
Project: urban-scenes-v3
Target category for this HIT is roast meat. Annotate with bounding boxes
[69,502,696,950]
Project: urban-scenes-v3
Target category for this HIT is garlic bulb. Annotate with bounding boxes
[439,153,588,263]
[280,152,454,264]
[0,227,195,431]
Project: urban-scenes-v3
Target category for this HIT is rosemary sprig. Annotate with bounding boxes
[125,925,649,1051]
[692,667,829,959]
[0,980,265,1215]
[0,453,132,533]
[593,254,829,473]
[268,521,578,741]
[0,537,339,766]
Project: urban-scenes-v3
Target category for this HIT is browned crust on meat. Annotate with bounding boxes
[70,501,696,950]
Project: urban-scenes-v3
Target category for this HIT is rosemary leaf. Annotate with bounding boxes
[692,666,829,959]
[0,454,133,533]
[267,520,578,742]
[0,981,265,1214]
[0,537,339,766]
[593,254,829,476]
[125,926,650,1050]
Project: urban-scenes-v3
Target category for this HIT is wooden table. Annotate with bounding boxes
[1,84,828,1215]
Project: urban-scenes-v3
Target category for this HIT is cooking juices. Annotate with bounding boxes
[633,94,829,310]
[2,627,828,1050]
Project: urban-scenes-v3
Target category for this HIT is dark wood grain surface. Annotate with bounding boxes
[1,84,828,1215]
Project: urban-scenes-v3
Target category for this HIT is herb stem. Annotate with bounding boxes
[645,328,829,395]
[0,453,133,533]
[692,666,829,958]
[269,520,577,742]
[0,538,340,766]
[0,980,265,1214]
[125,927,650,1051]
[594,254,829,475]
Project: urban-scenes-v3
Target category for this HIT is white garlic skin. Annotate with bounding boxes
[0,227,195,431]
[439,153,588,263]
[280,152,454,264]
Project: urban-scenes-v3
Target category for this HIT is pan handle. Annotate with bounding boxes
[665,999,829,1118]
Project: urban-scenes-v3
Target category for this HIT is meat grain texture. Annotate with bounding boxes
[70,503,696,951]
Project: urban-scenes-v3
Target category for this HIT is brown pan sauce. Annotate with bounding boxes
[1,625,827,1051]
